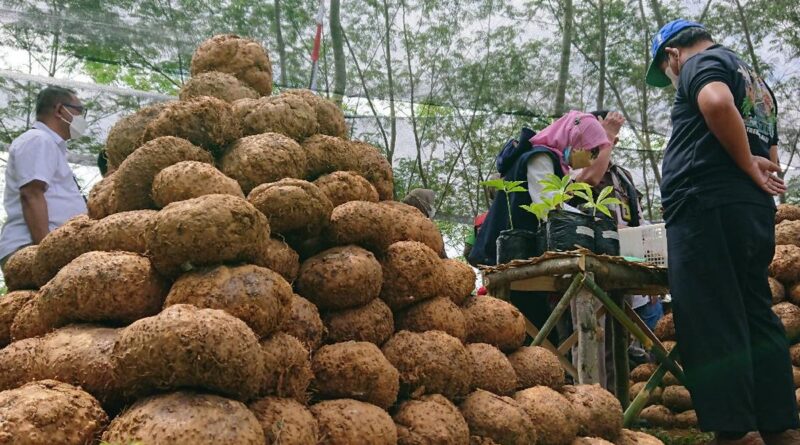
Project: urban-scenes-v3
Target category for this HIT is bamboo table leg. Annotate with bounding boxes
[611,292,630,409]
[493,282,511,301]
[531,273,584,347]
[623,304,687,387]
[525,318,578,379]
[623,349,680,427]
[581,276,686,384]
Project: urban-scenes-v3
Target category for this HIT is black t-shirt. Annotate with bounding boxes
[661,44,777,224]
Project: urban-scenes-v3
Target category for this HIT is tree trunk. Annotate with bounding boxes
[574,276,601,384]
[638,0,662,189]
[381,0,397,163]
[597,0,607,110]
[641,152,655,221]
[778,132,800,204]
[49,29,60,77]
[554,0,573,116]
[732,0,761,75]
[274,0,288,86]
[698,0,714,22]
[401,0,428,188]
[649,0,665,27]
[330,0,346,104]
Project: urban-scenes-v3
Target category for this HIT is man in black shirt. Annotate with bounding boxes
[646,20,798,444]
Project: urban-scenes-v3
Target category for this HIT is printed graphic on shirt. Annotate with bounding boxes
[737,64,777,144]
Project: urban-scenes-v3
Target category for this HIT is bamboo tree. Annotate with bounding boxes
[597,0,607,110]
[330,0,346,104]
[649,0,665,27]
[381,0,398,164]
[732,0,761,76]
[554,0,573,116]
[274,0,288,86]
[400,0,428,188]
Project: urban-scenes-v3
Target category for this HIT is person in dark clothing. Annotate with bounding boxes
[465,174,500,260]
[646,19,798,445]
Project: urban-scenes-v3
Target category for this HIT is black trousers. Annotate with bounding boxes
[667,201,799,432]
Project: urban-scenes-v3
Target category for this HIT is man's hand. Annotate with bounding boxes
[745,156,786,196]
[20,180,49,244]
[697,82,784,195]
[599,111,625,143]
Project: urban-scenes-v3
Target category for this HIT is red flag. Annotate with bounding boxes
[309,0,325,90]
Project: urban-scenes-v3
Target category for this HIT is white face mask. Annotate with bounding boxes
[665,67,679,89]
[59,108,88,139]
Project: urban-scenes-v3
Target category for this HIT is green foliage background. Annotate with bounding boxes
[1,0,799,256]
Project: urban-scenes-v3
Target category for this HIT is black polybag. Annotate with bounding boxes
[545,210,595,252]
[593,214,620,256]
[496,229,542,264]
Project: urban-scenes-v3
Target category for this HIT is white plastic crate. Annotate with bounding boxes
[619,223,668,267]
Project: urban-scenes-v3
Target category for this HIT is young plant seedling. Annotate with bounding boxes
[519,174,592,221]
[480,178,527,229]
[571,183,622,218]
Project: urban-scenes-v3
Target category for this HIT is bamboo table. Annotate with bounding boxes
[482,250,684,425]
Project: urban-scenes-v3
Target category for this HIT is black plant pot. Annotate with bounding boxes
[496,229,540,264]
[545,210,595,252]
[593,214,620,256]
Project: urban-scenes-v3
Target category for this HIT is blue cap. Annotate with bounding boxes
[646,19,705,87]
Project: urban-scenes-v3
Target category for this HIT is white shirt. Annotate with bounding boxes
[0,122,87,259]
[526,153,555,204]
[526,153,581,215]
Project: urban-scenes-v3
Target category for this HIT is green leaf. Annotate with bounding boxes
[572,190,592,203]
[505,180,526,189]
[480,179,506,190]
[600,197,622,206]
[540,183,561,193]
[521,203,549,221]
[539,174,562,190]
[567,182,592,194]
[597,186,615,202]
[597,205,613,218]
[507,185,528,193]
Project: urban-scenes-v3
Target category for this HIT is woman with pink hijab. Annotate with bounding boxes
[468,109,624,355]
[526,110,622,209]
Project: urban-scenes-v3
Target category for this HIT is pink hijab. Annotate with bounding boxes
[530,110,612,173]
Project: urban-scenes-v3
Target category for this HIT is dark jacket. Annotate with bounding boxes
[468,143,564,266]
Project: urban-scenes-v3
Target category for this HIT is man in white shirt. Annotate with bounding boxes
[0,86,89,268]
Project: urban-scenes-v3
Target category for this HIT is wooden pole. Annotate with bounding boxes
[493,283,511,301]
[611,292,630,409]
[532,273,584,347]
[576,273,601,384]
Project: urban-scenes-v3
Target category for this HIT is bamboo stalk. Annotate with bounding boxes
[582,276,686,383]
[531,273,584,347]
[611,292,630,409]
[623,349,679,427]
